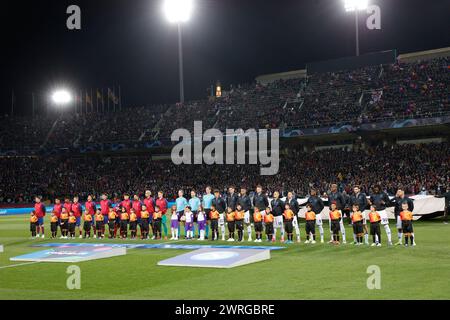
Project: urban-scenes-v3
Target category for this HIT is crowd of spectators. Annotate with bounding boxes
[1,142,448,204]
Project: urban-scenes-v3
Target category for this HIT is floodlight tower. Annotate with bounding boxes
[163,0,193,104]
[343,0,369,56]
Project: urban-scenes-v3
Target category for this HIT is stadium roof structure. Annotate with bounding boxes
[255,69,307,85]
[397,47,450,63]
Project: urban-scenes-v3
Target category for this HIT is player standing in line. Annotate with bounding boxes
[328,184,347,244]
[400,202,415,247]
[368,205,381,246]
[152,205,163,240]
[212,190,227,241]
[307,189,325,243]
[202,186,215,240]
[71,196,83,238]
[100,194,112,238]
[189,190,201,238]
[271,191,285,242]
[68,212,76,239]
[238,187,253,242]
[144,190,155,237]
[60,207,69,238]
[209,205,220,241]
[351,205,364,245]
[52,198,62,237]
[82,210,92,238]
[253,207,263,242]
[119,206,129,239]
[95,209,104,238]
[170,205,179,240]
[253,185,270,226]
[50,212,58,239]
[141,205,150,240]
[30,211,38,238]
[369,185,393,246]
[304,204,316,244]
[107,207,117,238]
[286,192,301,243]
[283,203,295,244]
[197,206,206,241]
[329,202,342,245]
[129,209,138,240]
[85,195,96,236]
[175,190,188,238]
[349,186,368,243]
[235,204,245,242]
[226,207,236,241]
[34,196,46,238]
[132,194,143,239]
[393,189,415,245]
[264,207,274,242]
[63,198,72,219]
[184,206,194,240]
[156,192,169,240]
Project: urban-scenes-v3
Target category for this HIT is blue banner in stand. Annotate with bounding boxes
[32,243,285,251]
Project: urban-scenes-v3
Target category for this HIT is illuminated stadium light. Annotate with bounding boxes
[51,89,72,105]
[343,0,369,12]
[163,0,193,23]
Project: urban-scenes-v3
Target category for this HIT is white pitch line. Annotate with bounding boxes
[0,261,41,270]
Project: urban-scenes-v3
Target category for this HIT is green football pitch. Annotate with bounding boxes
[1,213,449,300]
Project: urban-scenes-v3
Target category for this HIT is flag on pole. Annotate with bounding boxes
[108,88,119,105]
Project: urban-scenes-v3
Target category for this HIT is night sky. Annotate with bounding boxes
[1,0,449,116]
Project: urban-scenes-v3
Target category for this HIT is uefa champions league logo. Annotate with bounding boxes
[190,251,239,261]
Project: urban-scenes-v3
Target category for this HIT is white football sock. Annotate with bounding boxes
[384,224,392,243]
[318,225,324,241]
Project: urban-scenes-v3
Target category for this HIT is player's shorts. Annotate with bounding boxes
[370,222,380,235]
[30,223,37,232]
[83,221,91,231]
[227,221,235,232]
[273,215,283,229]
[402,220,413,233]
[315,214,323,226]
[379,210,389,225]
[102,215,109,224]
[305,220,315,234]
[192,211,198,223]
[75,217,81,227]
[176,211,184,222]
[204,209,211,221]
[51,222,58,232]
[68,223,76,233]
[244,211,250,224]
[37,217,44,226]
[352,221,364,234]
[396,215,402,229]
[284,220,293,233]
[218,213,225,226]
[265,223,274,235]
[96,221,104,230]
[129,221,137,231]
[235,220,244,231]
[331,220,340,233]
[210,219,218,230]
[254,222,263,232]
[120,221,128,230]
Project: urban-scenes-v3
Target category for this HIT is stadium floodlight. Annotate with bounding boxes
[51,89,72,105]
[163,0,194,104]
[343,0,369,12]
[343,0,369,56]
[163,0,193,23]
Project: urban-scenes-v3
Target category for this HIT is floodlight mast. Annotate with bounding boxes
[343,0,369,57]
[164,0,193,104]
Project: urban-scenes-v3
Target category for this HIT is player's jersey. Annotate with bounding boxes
[283,209,294,221]
[50,215,58,223]
[329,210,341,220]
[30,215,38,223]
[400,210,413,221]
[84,214,93,222]
[351,211,363,223]
[141,210,150,219]
[253,212,263,223]
[132,201,142,218]
[234,210,244,221]
[264,214,274,223]
[226,212,235,222]
[121,200,132,213]
[120,212,129,220]
[68,216,76,224]
[171,213,178,221]
[129,213,137,222]
[153,211,162,220]
[197,211,205,222]
[305,211,316,221]
[144,197,155,213]
[95,214,104,222]
[185,211,193,223]
[60,212,69,220]
[53,203,62,218]
[85,201,96,215]
[71,203,82,217]
[108,211,116,220]
[100,199,112,215]
[34,203,46,218]
[210,210,220,220]
[369,211,381,223]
